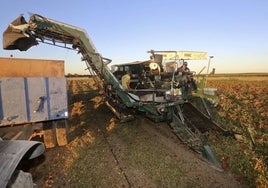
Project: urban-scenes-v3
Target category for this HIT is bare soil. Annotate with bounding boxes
[28,77,248,188]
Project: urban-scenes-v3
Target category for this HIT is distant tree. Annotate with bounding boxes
[210,68,215,75]
[66,73,73,77]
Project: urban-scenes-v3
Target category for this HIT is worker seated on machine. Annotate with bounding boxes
[121,70,132,90]
[175,61,197,92]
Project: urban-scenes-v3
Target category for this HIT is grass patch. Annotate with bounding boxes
[67,137,125,187]
[111,123,200,187]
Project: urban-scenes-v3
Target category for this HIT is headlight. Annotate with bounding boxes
[157,105,167,114]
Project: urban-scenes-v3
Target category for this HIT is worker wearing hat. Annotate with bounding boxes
[175,61,197,99]
[122,70,132,90]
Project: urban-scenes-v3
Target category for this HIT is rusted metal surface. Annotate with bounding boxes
[0,77,68,127]
[0,123,43,140]
[0,57,67,127]
[0,57,65,77]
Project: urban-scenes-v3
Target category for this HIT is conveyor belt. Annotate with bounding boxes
[182,103,225,134]
[169,103,226,171]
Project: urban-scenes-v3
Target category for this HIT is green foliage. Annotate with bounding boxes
[205,78,268,188]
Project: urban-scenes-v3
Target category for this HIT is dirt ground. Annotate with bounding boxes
[28,77,248,188]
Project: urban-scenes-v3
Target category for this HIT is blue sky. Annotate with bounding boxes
[0,0,267,74]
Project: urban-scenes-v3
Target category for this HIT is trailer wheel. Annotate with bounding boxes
[54,119,68,146]
[43,121,57,148]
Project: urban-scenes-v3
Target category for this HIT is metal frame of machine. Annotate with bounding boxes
[2,14,227,171]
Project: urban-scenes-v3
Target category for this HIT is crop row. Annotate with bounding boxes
[206,79,267,187]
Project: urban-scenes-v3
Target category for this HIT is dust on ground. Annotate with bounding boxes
[28,77,248,188]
